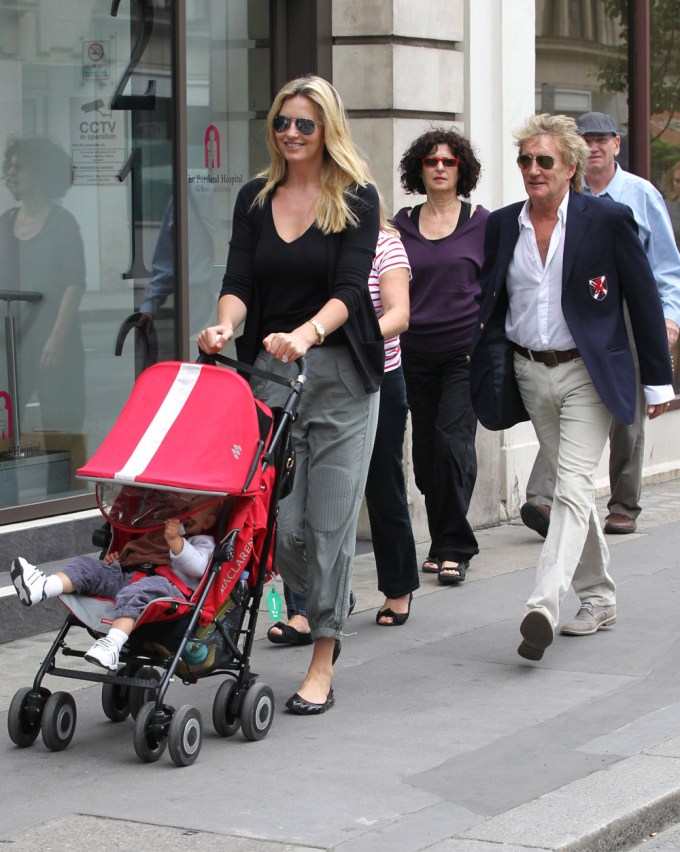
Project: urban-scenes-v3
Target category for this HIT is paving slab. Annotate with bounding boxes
[1,479,680,851]
[458,754,680,852]
[1,814,319,852]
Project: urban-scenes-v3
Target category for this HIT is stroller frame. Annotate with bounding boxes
[8,355,307,766]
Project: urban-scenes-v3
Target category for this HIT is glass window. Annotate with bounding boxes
[535,0,627,126]
[0,0,175,515]
[0,0,272,520]
[649,2,680,391]
[180,0,270,358]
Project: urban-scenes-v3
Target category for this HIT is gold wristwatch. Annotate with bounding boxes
[308,319,326,345]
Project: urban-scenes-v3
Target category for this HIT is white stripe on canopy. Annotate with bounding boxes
[114,362,202,482]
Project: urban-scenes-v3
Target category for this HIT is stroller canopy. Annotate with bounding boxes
[77,361,273,497]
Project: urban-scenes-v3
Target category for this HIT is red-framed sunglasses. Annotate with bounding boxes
[422,156,459,168]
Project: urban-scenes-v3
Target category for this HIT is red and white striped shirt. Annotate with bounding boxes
[369,230,411,372]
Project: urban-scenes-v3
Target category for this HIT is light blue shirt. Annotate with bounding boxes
[584,163,680,327]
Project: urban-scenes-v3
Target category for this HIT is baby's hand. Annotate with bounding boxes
[103,550,120,565]
[164,518,184,555]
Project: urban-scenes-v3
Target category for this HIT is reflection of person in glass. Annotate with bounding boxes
[206,129,218,169]
[660,160,680,248]
[138,186,218,339]
[0,393,9,440]
[0,137,86,432]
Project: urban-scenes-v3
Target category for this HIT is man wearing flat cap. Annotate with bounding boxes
[520,110,680,545]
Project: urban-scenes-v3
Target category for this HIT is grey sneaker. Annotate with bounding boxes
[560,602,616,636]
[10,557,47,607]
[84,636,120,671]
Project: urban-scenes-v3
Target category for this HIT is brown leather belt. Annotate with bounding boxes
[515,345,580,368]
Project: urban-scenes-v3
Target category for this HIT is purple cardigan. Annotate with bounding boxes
[394,204,489,354]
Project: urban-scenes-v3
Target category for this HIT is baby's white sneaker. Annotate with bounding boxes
[10,557,47,607]
[84,636,120,671]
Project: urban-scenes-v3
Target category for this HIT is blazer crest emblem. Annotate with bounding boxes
[589,275,608,301]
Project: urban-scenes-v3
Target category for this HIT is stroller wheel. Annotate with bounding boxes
[8,687,51,748]
[41,692,77,752]
[168,705,203,767]
[241,683,275,742]
[212,679,242,738]
[133,702,169,763]
[101,680,131,723]
[128,666,160,720]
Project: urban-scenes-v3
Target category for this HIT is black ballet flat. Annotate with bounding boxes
[285,688,335,715]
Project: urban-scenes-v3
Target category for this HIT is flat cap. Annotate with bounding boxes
[576,112,618,135]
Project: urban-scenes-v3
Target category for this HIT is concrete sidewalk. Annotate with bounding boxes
[2,479,680,850]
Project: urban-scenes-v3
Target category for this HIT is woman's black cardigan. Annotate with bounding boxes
[220,177,384,393]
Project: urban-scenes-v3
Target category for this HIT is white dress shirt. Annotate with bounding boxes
[505,191,576,351]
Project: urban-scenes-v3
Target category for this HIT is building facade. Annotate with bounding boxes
[1,0,677,553]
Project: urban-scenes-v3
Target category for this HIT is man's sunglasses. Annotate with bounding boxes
[272,115,321,136]
[422,156,459,168]
[517,154,555,170]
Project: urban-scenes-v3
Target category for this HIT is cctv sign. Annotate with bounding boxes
[70,98,125,185]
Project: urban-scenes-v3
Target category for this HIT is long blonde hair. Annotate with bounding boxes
[254,75,375,234]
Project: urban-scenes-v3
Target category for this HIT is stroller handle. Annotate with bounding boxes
[196,350,308,386]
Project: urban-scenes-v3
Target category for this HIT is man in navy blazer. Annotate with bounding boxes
[470,114,673,661]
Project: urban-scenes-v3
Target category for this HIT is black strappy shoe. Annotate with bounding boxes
[375,592,413,626]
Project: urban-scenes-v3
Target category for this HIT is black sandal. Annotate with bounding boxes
[376,593,413,626]
[421,557,441,574]
[267,622,313,645]
[437,561,468,586]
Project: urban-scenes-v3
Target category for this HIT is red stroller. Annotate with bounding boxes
[7,355,306,766]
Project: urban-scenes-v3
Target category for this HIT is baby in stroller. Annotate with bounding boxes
[10,495,220,671]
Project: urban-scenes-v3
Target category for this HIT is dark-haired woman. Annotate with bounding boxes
[0,137,86,435]
[394,128,489,585]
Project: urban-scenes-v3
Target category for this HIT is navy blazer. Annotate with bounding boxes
[470,190,673,430]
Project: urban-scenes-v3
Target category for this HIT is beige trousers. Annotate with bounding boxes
[514,354,617,628]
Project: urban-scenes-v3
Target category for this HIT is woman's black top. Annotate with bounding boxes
[220,178,383,391]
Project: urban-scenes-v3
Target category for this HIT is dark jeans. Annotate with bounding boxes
[364,367,419,598]
[284,584,307,619]
[280,366,419,612]
[401,348,479,563]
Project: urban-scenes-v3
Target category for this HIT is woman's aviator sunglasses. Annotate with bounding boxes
[272,115,321,136]
[422,156,459,168]
[517,153,555,170]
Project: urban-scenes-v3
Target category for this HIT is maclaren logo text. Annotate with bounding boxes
[219,536,254,596]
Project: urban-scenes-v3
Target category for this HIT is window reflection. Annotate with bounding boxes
[0,0,165,513]
[184,0,270,353]
[649,0,680,392]
[536,1,625,119]
[0,0,271,519]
